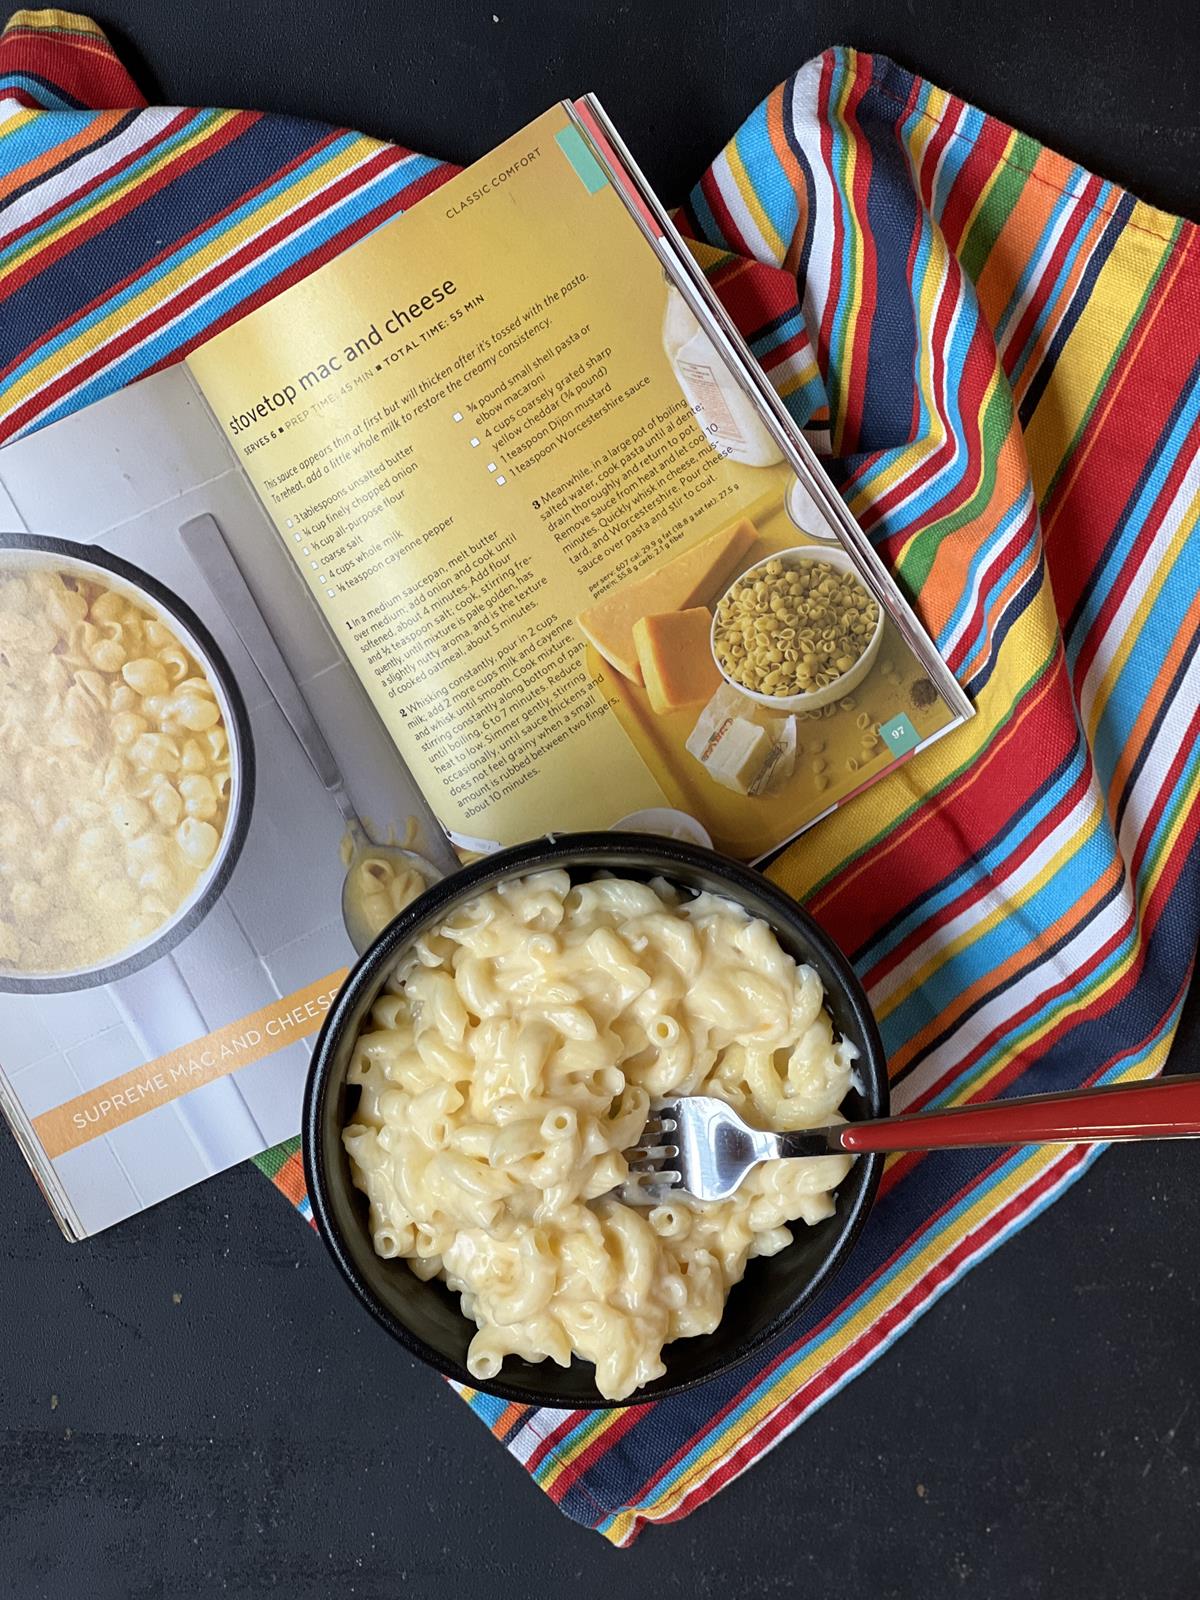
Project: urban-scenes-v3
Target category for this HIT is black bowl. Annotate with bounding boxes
[304,833,887,1408]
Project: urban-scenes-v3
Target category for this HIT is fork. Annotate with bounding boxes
[624,1075,1200,1202]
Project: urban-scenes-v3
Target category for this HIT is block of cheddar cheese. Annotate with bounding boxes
[633,608,722,715]
[577,518,756,682]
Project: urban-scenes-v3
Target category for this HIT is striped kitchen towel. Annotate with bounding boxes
[3,8,1198,1546]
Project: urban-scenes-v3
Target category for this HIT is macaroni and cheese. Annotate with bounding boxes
[343,852,428,941]
[0,561,233,975]
[343,870,855,1400]
[340,819,429,943]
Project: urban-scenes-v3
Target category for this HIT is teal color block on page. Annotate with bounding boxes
[879,713,921,757]
[555,125,608,193]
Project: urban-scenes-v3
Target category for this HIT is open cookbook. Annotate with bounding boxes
[0,98,971,1238]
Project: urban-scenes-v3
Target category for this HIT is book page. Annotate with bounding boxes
[0,369,450,1236]
[187,106,958,858]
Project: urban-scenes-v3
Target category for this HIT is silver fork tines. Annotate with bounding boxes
[629,1143,679,1167]
[636,1114,677,1144]
[620,1167,683,1207]
[622,1095,844,1203]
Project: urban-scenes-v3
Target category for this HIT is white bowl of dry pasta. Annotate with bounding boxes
[304,833,887,1409]
[711,545,885,713]
[0,536,254,994]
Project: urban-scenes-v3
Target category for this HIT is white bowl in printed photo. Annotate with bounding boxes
[710,545,885,714]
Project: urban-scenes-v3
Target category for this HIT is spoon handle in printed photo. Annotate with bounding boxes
[180,513,358,823]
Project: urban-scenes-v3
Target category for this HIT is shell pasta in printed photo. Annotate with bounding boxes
[0,551,234,983]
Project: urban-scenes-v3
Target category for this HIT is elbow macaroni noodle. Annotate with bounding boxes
[0,562,232,975]
[343,870,856,1401]
[342,854,428,940]
[340,819,429,942]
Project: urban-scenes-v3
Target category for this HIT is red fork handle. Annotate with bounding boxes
[839,1074,1200,1154]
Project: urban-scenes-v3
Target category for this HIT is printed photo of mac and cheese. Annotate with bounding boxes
[342,870,855,1401]
[0,562,233,977]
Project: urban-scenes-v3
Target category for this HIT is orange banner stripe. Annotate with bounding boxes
[34,969,349,1159]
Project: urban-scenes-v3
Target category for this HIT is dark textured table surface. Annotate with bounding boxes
[4,3,1200,1596]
